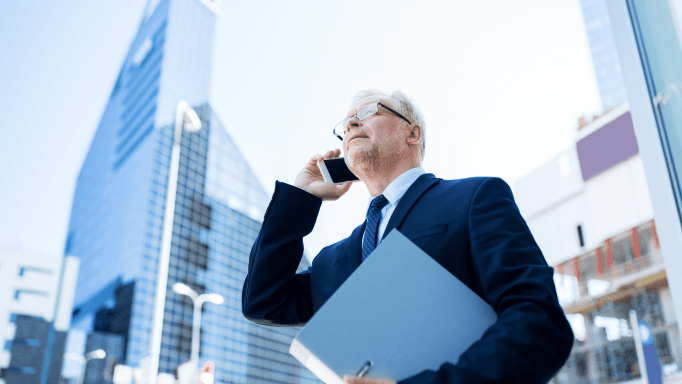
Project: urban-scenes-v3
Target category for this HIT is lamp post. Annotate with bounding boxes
[172,282,224,373]
[148,101,203,384]
[64,349,106,384]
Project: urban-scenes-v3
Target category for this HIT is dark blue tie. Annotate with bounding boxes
[362,194,389,261]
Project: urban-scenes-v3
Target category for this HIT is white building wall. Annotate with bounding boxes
[583,155,654,243]
[514,149,584,220]
[515,148,654,266]
[527,193,592,266]
[0,248,79,371]
[515,147,592,266]
[55,257,79,331]
[630,154,656,222]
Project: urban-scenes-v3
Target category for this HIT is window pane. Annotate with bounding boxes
[630,0,682,217]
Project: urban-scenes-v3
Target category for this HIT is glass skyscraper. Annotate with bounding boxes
[579,0,629,110]
[64,0,318,382]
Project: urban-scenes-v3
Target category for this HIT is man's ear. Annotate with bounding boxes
[407,125,422,146]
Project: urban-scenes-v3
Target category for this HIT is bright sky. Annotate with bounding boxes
[0,0,601,261]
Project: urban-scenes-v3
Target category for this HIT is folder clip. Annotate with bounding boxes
[356,361,373,378]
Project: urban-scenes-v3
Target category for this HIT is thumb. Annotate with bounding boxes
[337,181,353,194]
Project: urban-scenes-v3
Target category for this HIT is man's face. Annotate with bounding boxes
[342,99,410,172]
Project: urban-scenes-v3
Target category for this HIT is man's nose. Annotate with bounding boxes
[345,118,362,134]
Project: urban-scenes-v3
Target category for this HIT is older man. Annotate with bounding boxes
[242,90,573,384]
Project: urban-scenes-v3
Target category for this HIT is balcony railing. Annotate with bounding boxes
[556,249,665,308]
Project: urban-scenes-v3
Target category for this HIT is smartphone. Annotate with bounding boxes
[318,157,359,184]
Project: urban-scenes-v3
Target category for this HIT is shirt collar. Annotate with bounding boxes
[367,167,426,207]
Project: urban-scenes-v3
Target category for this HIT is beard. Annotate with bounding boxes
[346,135,404,176]
[347,144,380,175]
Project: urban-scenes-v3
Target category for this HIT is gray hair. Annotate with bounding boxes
[350,89,426,162]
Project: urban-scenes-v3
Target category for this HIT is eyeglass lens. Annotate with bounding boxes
[334,103,380,139]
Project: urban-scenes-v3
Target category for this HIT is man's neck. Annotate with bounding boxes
[359,162,421,197]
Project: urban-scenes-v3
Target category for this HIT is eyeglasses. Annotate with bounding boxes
[333,102,412,141]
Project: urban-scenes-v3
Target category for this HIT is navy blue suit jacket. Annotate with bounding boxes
[243,174,573,383]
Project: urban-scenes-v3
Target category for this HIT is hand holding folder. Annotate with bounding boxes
[290,230,497,383]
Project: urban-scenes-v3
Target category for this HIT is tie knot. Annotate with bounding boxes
[368,194,389,215]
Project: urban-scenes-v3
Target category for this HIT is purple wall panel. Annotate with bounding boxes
[576,112,639,181]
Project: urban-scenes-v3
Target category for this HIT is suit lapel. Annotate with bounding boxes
[382,173,441,240]
[346,221,366,274]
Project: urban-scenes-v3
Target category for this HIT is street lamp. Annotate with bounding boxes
[172,282,224,372]
[149,101,203,384]
[64,349,106,384]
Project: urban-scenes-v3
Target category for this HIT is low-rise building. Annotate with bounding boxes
[514,103,682,383]
[0,248,79,384]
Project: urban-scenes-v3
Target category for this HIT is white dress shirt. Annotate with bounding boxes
[363,167,426,245]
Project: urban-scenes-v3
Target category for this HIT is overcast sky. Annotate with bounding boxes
[0,0,601,261]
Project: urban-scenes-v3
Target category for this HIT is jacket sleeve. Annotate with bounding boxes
[400,177,574,384]
[242,181,322,327]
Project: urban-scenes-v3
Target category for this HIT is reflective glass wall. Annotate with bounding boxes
[626,0,682,226]
[599,0,682,382]
[65,0,320,382]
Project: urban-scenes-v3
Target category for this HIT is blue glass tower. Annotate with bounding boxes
[64,0,318,382]
[579,0,628,109]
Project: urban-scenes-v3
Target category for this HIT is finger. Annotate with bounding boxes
[328,148,341,158]
[308,154,322,166]
[323,149,337,159]
[331,180,353,195]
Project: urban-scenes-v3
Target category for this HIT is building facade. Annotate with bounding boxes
[64,0,318,383]
[578,0,628,110]
[514,105,682,383]
[0,249,79,384]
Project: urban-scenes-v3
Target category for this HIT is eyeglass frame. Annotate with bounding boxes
[333,102,412,141]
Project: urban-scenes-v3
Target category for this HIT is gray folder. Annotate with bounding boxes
[289,230,497,383]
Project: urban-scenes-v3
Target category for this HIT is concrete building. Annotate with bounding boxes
[514,104,682,383]
[0,248,79,384]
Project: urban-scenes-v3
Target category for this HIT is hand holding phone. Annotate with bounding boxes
[293,149,354,201]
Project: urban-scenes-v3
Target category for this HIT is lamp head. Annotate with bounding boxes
[182,110,202,132]
[176,100,202,133]
[85,349,106,360]
[172,282,197,298]
[205,293,224,305]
